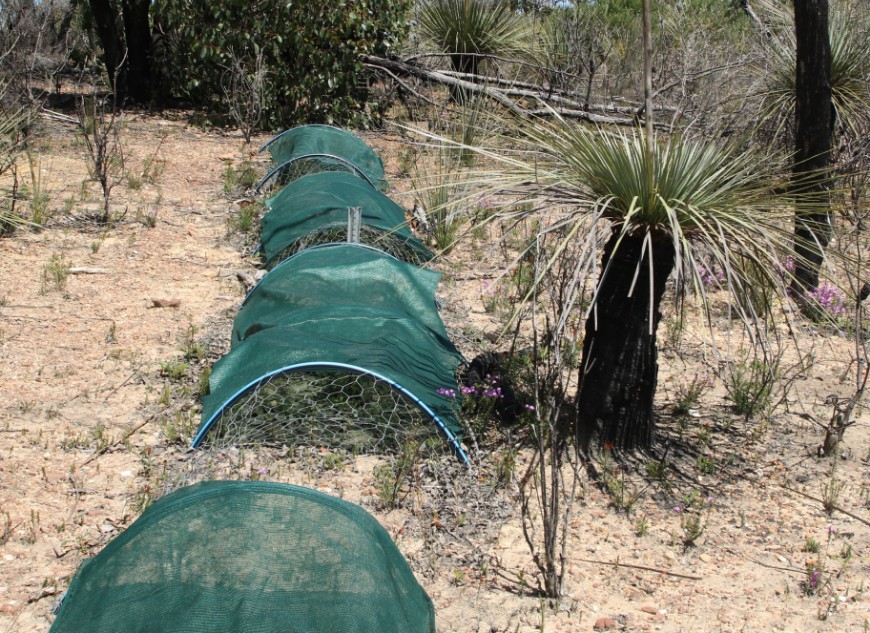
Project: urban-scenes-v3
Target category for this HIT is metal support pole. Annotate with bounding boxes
[347,206,361,243]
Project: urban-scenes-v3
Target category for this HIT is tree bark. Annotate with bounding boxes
[790,0,832,298]
[89,0,125,95]
[121,0,152,103]
[88,0,153,102]
[577,231,676,453]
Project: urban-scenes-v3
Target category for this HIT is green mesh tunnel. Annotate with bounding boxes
[49,481,436,633]
[258,124,388,192]
[260,171,432,268]
[194,245,466,462]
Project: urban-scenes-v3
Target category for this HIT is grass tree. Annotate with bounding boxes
[0,85,32,233]
[756,0,870,137]
[435,114,806,453]
[417,0,531,82]
[754,0,870,299]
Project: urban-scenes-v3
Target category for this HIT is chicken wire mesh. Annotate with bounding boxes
[260,124,387,191]
[201,369,451,455]
[257,156,370,195]
[267,226,431,268]
[258,171,432,268]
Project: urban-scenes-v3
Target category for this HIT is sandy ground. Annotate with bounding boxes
[0,113,868,633]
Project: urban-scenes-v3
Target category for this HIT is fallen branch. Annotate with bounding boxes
[100,362,149,402]
[150,298,181,308]
[439,67,681,116]
[364,54,679,129]
[576,557,703,580]
[68,267,109,274]
[364,55,526,117]
[79,418,151,467]
[362,62,441,108]
[751,558,805,575]
[781,483,870,527]
[27,586,62,604]
[526,108,640,126]
[40,108,78,126]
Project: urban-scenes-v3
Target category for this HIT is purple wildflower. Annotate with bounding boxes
[698,259,726,288]
[806,283,847,317]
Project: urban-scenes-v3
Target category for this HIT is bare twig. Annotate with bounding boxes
[750,558,805,575]
[79,418,151,467]
[221,48,266,144]
[780,483,870,527]
[576,557,703,581]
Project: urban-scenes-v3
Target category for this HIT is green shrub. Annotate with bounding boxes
[724,357,776,420]
[153,0,411,127]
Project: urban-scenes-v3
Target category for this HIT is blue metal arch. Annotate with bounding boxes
[255,154,378,193]
[192,361,469,464]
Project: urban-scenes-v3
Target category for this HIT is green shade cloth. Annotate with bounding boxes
[235,245,447,345]
[195,307,465,457]
[260,171,431,267]
[262,124,387,191]
[49,481,435,633]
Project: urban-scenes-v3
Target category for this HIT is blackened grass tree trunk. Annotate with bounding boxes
[577,230,676,453]
[790,0,833,300]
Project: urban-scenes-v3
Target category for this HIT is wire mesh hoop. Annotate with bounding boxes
[256,155,374,194]
[203,369,451,455]
[267,226,430,268]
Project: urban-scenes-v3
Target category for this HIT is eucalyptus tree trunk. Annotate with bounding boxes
[790,0,832,298]
[89,0,125,95]
[121,0,153,103]
[576,231,675,452]
[88,0,153,102]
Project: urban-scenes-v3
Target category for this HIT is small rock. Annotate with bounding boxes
[120,470,133,478]
[100,524,115,533]
[593,616,617,630]
[151,298,181,308]
[0,601,19,614]
[640,605,658,615]
[698,553,714,564]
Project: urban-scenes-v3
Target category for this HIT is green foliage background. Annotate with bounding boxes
[153,0,412,127]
